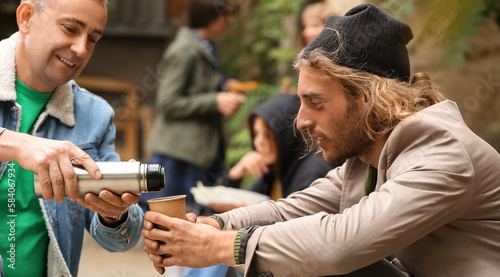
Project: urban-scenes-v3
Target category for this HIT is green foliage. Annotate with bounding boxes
[224,83,280,168]
[223,128,258,190]
[225,129,253,167]
[222,0,500,79]
[380,0,415,20]
[480,0,500,26]
[219,0,304,83]
[226,83,280,132]
[381,0,500,67]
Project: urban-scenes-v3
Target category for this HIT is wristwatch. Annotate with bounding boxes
[104,207,129,222]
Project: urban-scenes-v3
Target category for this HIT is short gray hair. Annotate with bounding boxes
[20,0,108,11]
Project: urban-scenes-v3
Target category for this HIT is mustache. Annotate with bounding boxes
[298,129,320,157]
[306,129,327,140]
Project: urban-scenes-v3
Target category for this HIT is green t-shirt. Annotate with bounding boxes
[0,78,52,276]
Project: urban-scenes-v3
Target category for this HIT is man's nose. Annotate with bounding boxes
[70,36,87,57]
[296,106,313,131]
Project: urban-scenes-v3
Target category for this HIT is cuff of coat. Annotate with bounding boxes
[234,226,260,265]
[209,214,225,230]
[92,204,144,252]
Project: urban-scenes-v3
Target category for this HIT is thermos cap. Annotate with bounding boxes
[146,164,166,192]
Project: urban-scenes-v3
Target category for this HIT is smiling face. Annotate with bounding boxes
[15,0,107,92]
[252,116,278,166]
[296,66,373,165]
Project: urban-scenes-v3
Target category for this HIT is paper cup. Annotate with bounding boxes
[147,195,187,220]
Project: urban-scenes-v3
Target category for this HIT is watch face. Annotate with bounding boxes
[105,207,129,222]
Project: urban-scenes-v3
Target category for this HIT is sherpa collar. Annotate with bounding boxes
[0,32,75,127]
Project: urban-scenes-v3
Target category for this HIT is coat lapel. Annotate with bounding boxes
[179,28,220,71]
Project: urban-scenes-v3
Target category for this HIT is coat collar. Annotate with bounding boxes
[0,32,75,127]
[178,27,220,69]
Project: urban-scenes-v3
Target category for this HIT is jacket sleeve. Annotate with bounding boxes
[218,167,343,230]
[155,48,218,119]
[88,108,144,252]
[223,116,475,276]
[88,205,144,252]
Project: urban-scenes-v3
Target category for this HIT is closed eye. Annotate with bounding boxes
[64,25,76,33]
[310,99,324,109]
[88,36,98,44]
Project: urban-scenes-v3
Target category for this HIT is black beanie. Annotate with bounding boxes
[301,4,414,82]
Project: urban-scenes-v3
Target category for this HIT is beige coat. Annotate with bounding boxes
[219,100,500,276]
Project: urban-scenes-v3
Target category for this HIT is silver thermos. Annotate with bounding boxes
[34,161,165,197]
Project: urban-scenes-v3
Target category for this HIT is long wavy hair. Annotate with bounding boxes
[294,48,446,146]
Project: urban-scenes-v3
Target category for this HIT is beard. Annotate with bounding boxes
[316,101,374,166]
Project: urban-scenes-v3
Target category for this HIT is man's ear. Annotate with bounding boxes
[17,2,35,34]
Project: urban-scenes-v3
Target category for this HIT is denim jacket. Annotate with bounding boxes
[0,33,144,276]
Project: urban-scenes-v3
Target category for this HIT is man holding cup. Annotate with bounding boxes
[142,3,500,276]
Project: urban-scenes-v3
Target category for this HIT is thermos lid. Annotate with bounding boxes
[146,164,166,192]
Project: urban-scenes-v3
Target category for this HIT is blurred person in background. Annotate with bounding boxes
[140,0,246,214]
[301,1,333,46]
[280,1,338,95]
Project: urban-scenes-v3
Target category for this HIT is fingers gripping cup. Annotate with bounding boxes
[147,195,187,222]
[147,195,186,258]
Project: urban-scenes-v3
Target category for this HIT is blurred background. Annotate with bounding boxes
[1,0,500,276]
[2,0,499,164]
